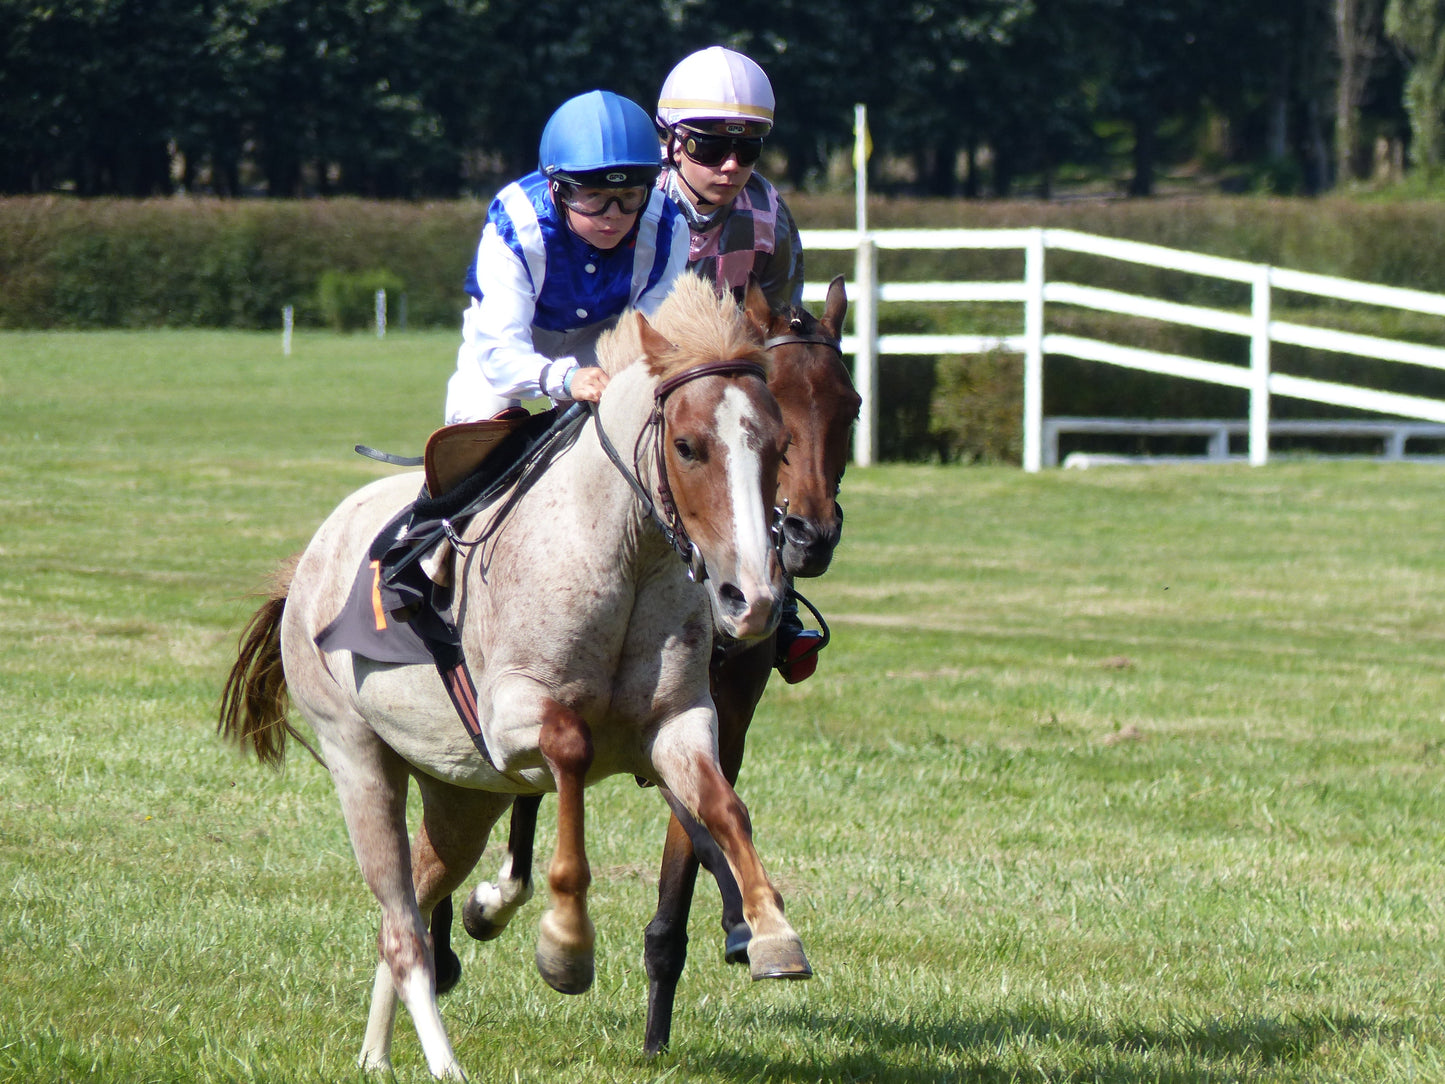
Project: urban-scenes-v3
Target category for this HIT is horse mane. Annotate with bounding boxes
[596,272,765,379]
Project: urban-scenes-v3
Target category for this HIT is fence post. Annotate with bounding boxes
[1249,266,1271,466]
[375,289,387,338]
[1022,229,1046,473]
[282,305,293,356]
[853,234,879,467]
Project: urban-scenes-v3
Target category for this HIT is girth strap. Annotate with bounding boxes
[436,658,490,760]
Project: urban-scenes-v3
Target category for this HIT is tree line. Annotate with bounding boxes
[2,0,1443,200]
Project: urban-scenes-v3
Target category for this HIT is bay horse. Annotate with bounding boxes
[432,274,858,1054]
[218,273,810,1081]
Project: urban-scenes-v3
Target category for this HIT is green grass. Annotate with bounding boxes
[3,331,1445,1082]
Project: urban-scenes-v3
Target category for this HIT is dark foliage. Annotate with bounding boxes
[0,0,1413,199]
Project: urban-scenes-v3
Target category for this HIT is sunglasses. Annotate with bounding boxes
[553,182,650,216]
[678,130,765,167]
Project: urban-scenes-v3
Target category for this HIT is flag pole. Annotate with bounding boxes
[854,103,868,233]
[852,103,877,466]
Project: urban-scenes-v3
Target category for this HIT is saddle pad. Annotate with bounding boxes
[425,414,530,497]
[314,551,434,666]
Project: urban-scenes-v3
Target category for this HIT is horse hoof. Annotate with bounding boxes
[462,886,508,942]
[535,911,595,995]
[723,923,752,965]
[746,932,812,981]
[535,943,594,995]
[435,945,462,996]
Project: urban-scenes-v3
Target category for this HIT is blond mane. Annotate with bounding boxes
[596,273,764,379]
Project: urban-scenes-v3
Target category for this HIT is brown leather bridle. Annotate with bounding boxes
[591,357,775,582]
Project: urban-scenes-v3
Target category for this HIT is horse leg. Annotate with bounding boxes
[655,790,749,960]
[461,794,541,942]
[410,778,514,997]
[430,896,458,995]
[324,733,466,1081]
[701,638,773,960]
[641,810,700,1055]
[651,715,809,983]
[639,797,750,1056]
[534,699,596,994]
[642,646,771,1054]
[426,796,539,999]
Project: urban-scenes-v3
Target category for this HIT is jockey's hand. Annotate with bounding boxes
[567,366,609,403]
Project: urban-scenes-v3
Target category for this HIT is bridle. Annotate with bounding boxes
[762,327,842,355]
[761,320,849,521]
[590,357,776,583]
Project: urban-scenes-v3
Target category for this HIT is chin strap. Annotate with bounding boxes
[666,147,724,216]
[677,169,718,210]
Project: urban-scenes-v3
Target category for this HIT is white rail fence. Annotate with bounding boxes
[799,227,1445,471]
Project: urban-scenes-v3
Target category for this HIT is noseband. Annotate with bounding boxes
[591,358,774,582]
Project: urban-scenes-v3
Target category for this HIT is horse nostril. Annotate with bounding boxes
[717,582,746,614]
[782,515,818,547]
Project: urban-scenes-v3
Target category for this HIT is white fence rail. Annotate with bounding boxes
[1041,417,1445,468]
[799,227,1445,471]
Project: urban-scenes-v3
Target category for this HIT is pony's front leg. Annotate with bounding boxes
[534,700,596,994]
[651,712,811,983]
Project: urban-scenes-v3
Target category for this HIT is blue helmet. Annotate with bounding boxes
[538,90,662,189]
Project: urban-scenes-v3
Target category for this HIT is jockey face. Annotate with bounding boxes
[556,185,642,250]
[670,119,768,210]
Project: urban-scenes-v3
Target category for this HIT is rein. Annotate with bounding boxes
[590,357,770,583]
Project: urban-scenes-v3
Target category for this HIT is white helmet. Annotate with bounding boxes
[656,47,775,132]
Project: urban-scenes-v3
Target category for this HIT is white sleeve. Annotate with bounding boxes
[455,225,578,406]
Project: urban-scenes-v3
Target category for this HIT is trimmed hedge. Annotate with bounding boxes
[0,197,488,330]
[10,195,1445,332]
[6,194,1445,461]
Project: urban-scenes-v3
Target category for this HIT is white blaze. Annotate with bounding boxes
[715,385,775,600]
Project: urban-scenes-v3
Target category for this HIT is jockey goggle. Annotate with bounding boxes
[552,181,650,217]
[677,127,765,167]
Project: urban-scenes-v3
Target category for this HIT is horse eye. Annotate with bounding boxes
[673,438,696,462]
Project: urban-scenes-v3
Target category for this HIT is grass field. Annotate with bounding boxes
[2,330,1444,1083]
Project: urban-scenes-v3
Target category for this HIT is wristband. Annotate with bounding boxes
[562,366,576,398]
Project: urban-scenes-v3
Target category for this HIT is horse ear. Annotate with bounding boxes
[742,272,772,341]
[635,310,677,362]
[821,274,848,339]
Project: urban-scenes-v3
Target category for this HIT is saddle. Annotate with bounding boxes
[364,404,588,656]
[423,409,531,498]
[319,405,590,762]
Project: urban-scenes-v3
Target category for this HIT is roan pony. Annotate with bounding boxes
[432,275,858,1054]
[218,273,810,1081]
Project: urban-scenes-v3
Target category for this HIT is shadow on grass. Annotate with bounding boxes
[650,1004,1399,1082]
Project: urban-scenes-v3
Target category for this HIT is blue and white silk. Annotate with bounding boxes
[446,171,689,423]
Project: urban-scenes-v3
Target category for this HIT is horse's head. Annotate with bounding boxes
[632,309,790,642]
[743,275,860,578]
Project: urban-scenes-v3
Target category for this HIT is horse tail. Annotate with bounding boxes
[218,556,302,769]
